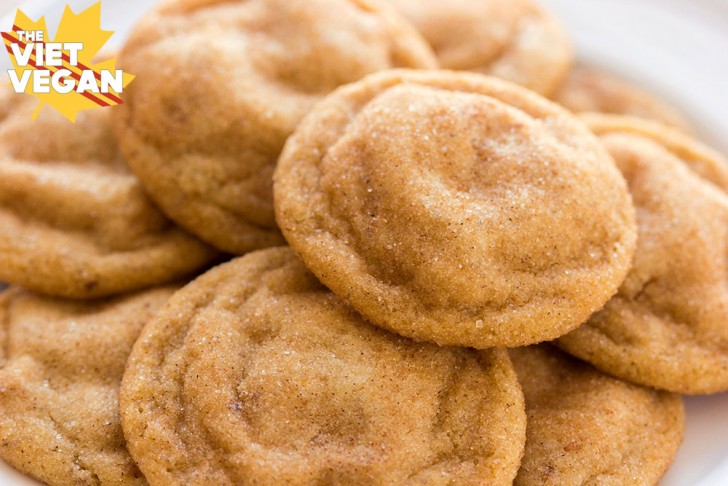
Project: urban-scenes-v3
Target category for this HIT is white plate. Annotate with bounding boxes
[1,0,727,484]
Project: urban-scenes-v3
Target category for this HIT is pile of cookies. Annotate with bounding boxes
[1,0,726,484]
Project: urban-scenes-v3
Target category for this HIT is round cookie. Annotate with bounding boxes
[558,114,728,394]
[115,0,437,255]
[0,86,218,299]
[554,65,692,132]
[274,70,637,348]
[0,285,177,485]
[385,0,571,95]
[582,113,728,191]
[121,247,526,485]
[510,345,684,485]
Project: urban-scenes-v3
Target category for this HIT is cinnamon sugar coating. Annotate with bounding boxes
[559,114,728,394]
[511,345,684,485]
[114,0,437,254]
[582,113,728,190]
[275,70,637,348]
[121,248,526,485]
[0,87,218,299]
[0,285,176,485]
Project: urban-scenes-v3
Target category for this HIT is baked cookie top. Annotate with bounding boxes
[559,114,728,394]
[583,113,728,191]
[274,70,637,348]
[114,0,437,254]
[0,87,218,299]
[554,65,692,132]
[385,0,571,95]
[121,247,526,485]
[0,285,176,485]
[510,345,684,485]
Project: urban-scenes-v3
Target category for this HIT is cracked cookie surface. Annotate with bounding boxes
[121,247,526,485]
[0,86,218,299]
[274,70,637,348]
[114,0,437,254]
[558,115,728,394]
[0,285,176,485]
[511,345,684,485]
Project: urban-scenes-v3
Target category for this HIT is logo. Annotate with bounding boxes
[2,2,134,122]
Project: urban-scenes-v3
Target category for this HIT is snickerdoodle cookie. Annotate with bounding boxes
[274,70,637,348]
[558,114,728,394]
[0,285,176,485]
[580,113,728,191]
[0,87,218,299]
[121,248,526,485]
[510,345,684,485]
[114,0,437,254]
[385,0,571,94]
[554,65,692,131]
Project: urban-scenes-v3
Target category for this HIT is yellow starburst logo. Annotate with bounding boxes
[2,2,134,122]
